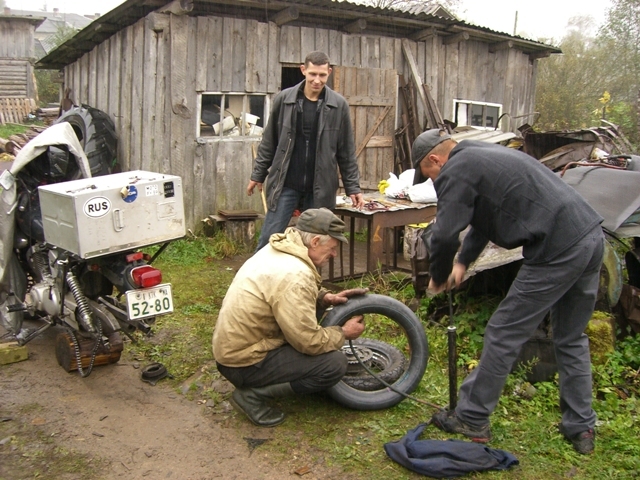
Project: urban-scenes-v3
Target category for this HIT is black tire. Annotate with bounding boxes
[322,294,428,410]
[54,105,117,177]
[341,338,406,391]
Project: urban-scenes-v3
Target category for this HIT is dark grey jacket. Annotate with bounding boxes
[250,81,361,211]
[429,141,603,284]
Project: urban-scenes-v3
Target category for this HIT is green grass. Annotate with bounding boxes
[122,237,640,479]
[0,121,44,139]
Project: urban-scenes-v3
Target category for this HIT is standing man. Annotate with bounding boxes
[412,129,604,454]
[212,208,367,427]
[248,51,365,251]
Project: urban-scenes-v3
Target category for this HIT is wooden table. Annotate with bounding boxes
[329,196,437,281]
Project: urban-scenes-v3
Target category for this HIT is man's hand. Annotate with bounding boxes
[350,193,365,210]
[427,263,467,294]
[342,315,365,340]
[322,288,368,307]
[450,263,467,288]
[247,180,263,196]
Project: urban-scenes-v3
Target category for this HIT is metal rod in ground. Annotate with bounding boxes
[448,290,457,410]
[447,325,458,410]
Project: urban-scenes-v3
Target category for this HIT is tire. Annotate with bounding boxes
[54,105,118,177]
[341,338,406,391]
[322,294,428,410]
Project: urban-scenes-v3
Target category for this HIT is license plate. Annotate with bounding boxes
[126,284,174,320]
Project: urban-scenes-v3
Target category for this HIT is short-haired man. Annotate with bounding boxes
[212,208,366,426]
[248,51,365,251]
[412,129,604,454]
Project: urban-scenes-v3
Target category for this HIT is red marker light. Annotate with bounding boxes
[131,266,162,288]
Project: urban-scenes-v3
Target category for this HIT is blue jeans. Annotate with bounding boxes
[256,187,315,251]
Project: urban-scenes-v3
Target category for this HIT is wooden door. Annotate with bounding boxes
[332,67,397,192]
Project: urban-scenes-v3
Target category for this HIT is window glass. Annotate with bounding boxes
[453,100,502,130]
[199,93,266,138]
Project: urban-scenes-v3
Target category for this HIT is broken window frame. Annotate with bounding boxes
[197,92,270,140]
[453,99,502,130]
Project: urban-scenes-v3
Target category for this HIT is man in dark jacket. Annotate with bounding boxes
[412,129,604,455]
[247,51,365,251]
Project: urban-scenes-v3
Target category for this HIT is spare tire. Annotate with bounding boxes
[54,105,118,177]
[322,294,429,410]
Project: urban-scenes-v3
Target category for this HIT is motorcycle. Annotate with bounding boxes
[0,106,185,376]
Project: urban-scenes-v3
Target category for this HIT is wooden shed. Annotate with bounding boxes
[37,0,560,231]
[0,15,44,123]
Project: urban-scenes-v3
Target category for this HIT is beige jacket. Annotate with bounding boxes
[212,228,345,367]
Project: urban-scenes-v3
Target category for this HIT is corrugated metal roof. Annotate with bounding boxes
[37,0,561,70]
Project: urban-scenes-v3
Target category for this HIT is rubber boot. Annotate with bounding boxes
[230,383,294,427]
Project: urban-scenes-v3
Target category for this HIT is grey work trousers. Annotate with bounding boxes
[456,227,604,437]
[217,344,348,395]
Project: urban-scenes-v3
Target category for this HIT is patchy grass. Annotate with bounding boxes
[125,236,640,479]
[0,406,106,480]
[0,124,30,138]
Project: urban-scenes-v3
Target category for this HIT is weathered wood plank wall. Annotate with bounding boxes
[62,13,537,231]
[0,20,35,58]
[0,19,38,99]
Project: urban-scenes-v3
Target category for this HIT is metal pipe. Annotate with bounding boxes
[448,290,458,410]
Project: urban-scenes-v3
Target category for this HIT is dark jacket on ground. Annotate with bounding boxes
[250,81,361,211]
[429,141,603,284]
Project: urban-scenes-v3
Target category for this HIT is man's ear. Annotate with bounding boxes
[310,235,321,248]
[327,66,333,77]
[300,64,306,76]
[427,153,440,167]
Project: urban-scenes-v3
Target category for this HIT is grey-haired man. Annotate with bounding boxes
[212,208,366,426]
[412,129,604,454]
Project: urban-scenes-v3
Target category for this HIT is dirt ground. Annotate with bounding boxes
[0,325,343,480]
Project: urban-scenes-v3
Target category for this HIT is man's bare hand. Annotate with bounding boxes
[427,278,447,295]
[247,180,263,196]
[322,288,368,307]
[427,263,467,294]
[350,193,365,210]
[450,263,467,289]
[342,315,365,340]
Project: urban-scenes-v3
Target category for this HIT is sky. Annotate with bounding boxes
[9,0,613,42]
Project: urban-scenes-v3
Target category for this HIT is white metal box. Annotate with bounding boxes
[39,170,186,258]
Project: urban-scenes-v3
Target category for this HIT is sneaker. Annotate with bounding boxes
[431,409,492,443]
[559,426,595,455]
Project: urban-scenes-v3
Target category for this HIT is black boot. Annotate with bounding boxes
[230,383,294,427]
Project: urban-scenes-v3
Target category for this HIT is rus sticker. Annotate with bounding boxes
[83,196,111,217]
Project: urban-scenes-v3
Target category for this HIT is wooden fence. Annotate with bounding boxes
[0,97,36,125]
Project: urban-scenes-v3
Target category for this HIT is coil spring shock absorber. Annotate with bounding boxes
[65,271,97,334]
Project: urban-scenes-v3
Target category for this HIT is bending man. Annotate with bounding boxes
[412,129,603,454]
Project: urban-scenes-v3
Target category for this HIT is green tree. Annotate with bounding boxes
[534,19,606,130]
[597,0,640,145]
[35,23,79,106]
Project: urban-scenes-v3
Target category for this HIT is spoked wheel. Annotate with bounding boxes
[322,294,429,410]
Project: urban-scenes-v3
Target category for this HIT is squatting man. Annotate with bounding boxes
[412,129,604,455]
[212,208,367,426]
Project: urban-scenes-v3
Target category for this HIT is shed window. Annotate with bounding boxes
[453,100,502,129]
[198,93,267,138]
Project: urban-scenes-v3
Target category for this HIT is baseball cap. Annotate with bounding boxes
[296,208,348,244]
[412,129,451,185]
